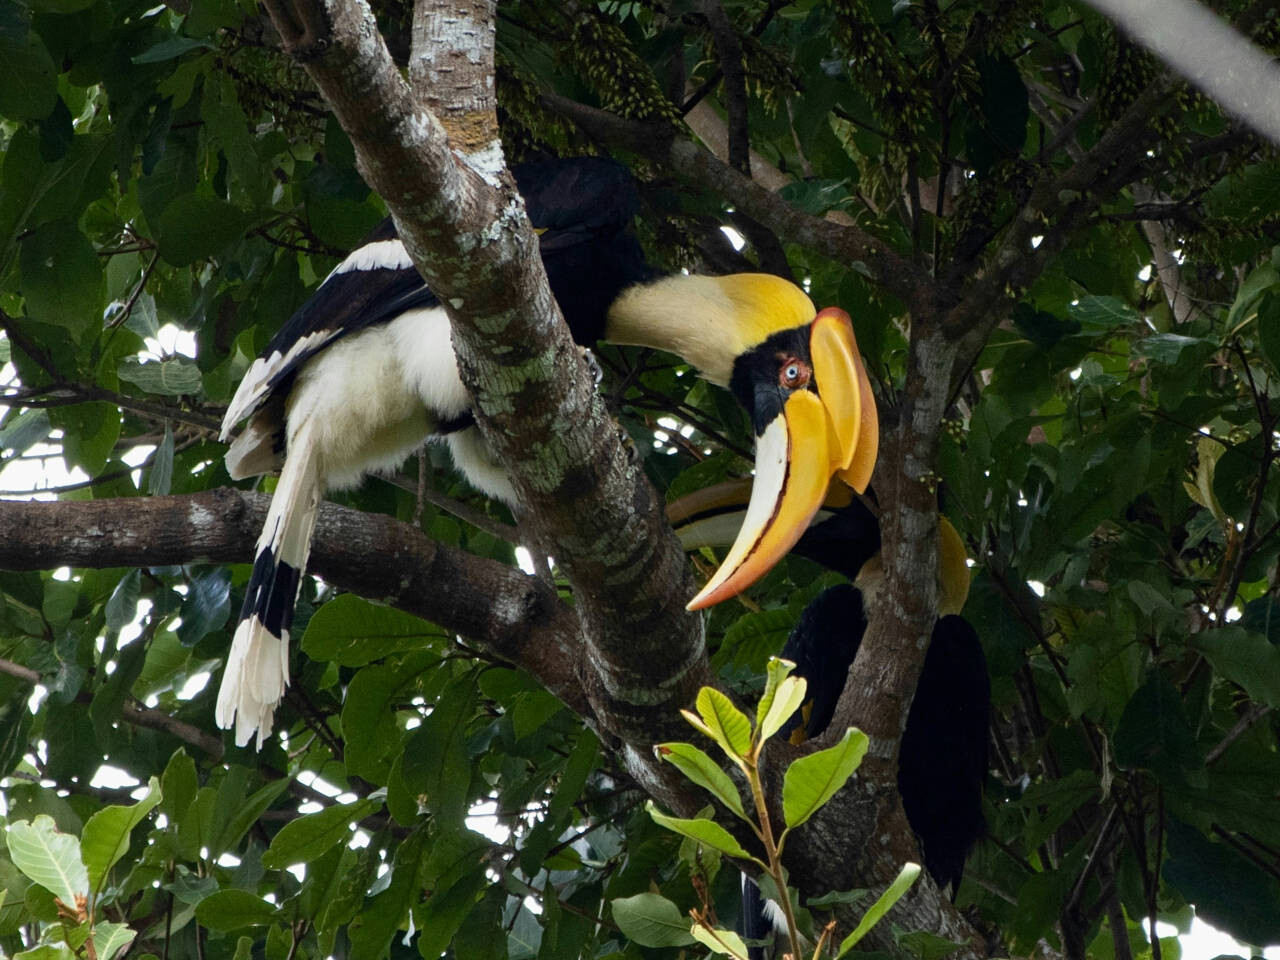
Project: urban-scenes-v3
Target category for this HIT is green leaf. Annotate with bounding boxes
[11,945,75,959]
[116,358,203,397]
[689,921,751,958]
[130,36,215,64]
[646,802,756,862]
[1113,673,1201,780]
[1066,295,1140,329]
[91,921,136,960]
[655,742,746,819]
[18,219,103,337]
[895,927,969,960]
[779,178,849,216]
[194,889,278,930]
[81,776,161,897]
[5,815,88,905]
[342,652,435,784]
[301,594,448,666]
[1257,292,1280,373]
[346,828,430,960]
[148,422,174,496]
[716,608,797,673]
[154,196,251,266]
[0,30,57,120]
[835,862,921,956]
[262,798,379,869]
[0,698,35,780]
[401,677,476,825]
[123,292,160,341]
[782,727,868,829]
[176,568,230,647]
[0,408,51,456]
[758,675,806,745]
[1189,627,1280,708]
[806,887,870,908]
[211,777,291,856]
[413,859,488,959]
[1127,580,1174,617]
[693,687,753,761]
[104,570,140,634]
[56,402,120,477]
[1163,819,1280,945]
[1226,261,1280,329]
[1133,333,1211,365]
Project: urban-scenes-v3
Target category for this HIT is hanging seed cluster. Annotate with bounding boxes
[828,0,931,144]
[495,56,593,161]
[567,14,681,124]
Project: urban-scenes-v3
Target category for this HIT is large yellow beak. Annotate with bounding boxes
[686,309,874,610]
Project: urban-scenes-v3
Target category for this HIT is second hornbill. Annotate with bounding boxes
[670,481,989,918]
[217,157,877,747]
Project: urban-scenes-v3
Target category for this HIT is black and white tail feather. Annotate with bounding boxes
[216,418,321,748]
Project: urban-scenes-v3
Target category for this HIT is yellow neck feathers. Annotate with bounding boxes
[937,517,970,617]
[605,273,816,386]
[855,517,971,617]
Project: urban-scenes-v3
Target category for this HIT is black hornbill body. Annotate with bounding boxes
[670,483,989,938]
[218,157,877,747]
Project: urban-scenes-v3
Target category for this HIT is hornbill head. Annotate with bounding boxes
[690,303,878,609]
[608,273,877,610]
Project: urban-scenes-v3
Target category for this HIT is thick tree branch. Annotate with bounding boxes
[541,93,939,314]
[0,489,591,722]
[698,0,749,175]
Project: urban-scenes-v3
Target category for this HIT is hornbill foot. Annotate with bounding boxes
[579,346,604,387]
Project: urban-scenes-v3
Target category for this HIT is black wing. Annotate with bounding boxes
[226,157,651,432]
[898,614,990,893]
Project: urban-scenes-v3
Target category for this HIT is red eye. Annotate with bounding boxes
[779,357,810,389]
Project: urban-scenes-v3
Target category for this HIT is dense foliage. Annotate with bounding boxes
[2,0,1280,958]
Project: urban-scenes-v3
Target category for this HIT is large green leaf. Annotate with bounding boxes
[646,802,756,862]
[757,673,806,745]
[835,862,921,956]
[5,816,88,906]
[18,219,103,337]
[81,777,162,898]
[1162,820,1280,945]
[346,828,431,960]
[610,892,696,947]
[0,30,57,120]
[655,741,746,820]
[91,920,136,960]
[211,777,292,856]
[1113,673,1201,781]
[116,358,203,396]
[301,594,447,666]
[1190,627,1280,708]
[153,196,252,265]
[688,687,753,762]
[342,651,435,784]
[262,797,379,870]
[781,727,868,829]
[195,889,279,930]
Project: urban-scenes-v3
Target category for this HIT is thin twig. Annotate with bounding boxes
[1205,703,1273,764]
[385,467,519,542]
[106,253,160,330]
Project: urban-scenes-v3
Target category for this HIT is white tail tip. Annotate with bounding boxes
[215,617,290,749]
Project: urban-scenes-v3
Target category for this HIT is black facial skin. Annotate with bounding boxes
[727,326,816,436]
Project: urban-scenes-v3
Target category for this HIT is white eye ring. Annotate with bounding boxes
[784,363,801,382]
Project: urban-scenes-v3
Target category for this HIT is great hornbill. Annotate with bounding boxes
[670,481,989,943]
[218,157,877,748]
